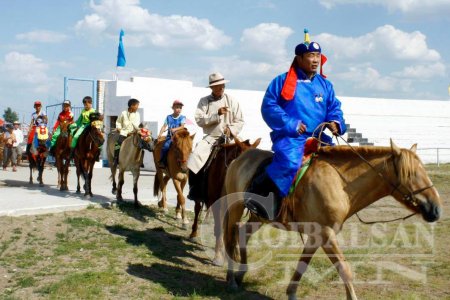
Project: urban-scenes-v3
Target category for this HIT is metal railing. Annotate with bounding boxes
[417,148,450,166]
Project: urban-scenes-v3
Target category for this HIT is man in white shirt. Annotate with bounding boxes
[12,121,24,169]
[114,98,141,165]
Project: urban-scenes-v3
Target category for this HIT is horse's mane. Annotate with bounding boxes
[173,129,192,150]
[317,145,420,186]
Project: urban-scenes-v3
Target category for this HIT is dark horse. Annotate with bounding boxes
[189,134,260,266]
[54,120,72,191]
[73,113,104,198]
[27,125,49,186]
[223,140,442,300]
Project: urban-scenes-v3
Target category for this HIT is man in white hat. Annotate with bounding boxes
[187,72,244,201]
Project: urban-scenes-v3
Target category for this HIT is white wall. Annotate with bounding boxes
[102,76,450,164]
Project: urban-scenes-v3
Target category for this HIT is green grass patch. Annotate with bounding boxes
[38,270,119,298]
[64,217,100,228]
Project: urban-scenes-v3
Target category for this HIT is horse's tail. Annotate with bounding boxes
[153,172,160,197]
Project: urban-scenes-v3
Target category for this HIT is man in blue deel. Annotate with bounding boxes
[245,29,347,220]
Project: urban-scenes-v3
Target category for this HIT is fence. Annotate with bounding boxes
[45,104,84,129]
[417,148,450,166]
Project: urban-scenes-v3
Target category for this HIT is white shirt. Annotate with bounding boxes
[116,110,141,136]
[13,128,23,147]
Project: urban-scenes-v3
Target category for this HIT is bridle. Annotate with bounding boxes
[314,122,435,224]
[88,125,104,147]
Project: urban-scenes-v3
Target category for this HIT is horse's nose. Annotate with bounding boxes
[421,201,441,222]
[181,166,188,174]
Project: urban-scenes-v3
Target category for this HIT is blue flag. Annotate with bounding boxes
[117,29,126,67]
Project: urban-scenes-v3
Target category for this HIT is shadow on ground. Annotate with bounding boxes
[127,263,272,300]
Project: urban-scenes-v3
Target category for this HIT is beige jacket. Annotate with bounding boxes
[187,93,244,173]
[116,110,140,136]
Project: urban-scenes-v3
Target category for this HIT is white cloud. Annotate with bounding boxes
[240,23,293,62]
[16,30,68,43]
[0,52,56,94]
[318,0,450,16]
[393,62,446,79]
[335,64,412,92]
[316,25,440,61]
[75,0,231,50]
[3,52,49,84]
[206,55,290,90]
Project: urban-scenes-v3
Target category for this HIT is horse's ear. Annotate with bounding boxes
[190,133,196,140]
[410,143,417,153]
[252,138,262,148]
[390,139,401,156]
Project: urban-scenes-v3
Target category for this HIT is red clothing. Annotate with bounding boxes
[140,128,150,138]
[52,111,74,131]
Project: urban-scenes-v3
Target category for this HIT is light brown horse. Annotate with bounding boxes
[73,114,104,198]
[107,131,153,207]
[189,135,261,266]
[223,140,442,300]
[54,120,72,191]
[153,129,194,227]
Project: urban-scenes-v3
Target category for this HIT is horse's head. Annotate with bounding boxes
[222,136,262,163]
[172,129,194,173]
[89,119,105,146]
[36,125,49,148]
[59,120,70,137]
[389,140,442,222]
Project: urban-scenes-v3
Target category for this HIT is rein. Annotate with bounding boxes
[314,122,434,224]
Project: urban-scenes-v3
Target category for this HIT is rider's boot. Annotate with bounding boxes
[245,170,282,221]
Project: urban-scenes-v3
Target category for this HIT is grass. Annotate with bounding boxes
[0,164,448,299]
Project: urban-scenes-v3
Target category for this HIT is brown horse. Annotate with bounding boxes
[107,131,154,207]
[189,135,261,266]
[54,121,72,191]
[27,125,49,186]
[223,140,442,300]
[73,116,104,198]
[153,129,194,227]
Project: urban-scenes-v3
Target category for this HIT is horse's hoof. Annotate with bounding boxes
[182,223,188,230]
[287,293,297,300]
[111,189,117,195]
[176,212,182,220]
[76,190,81,194]
[134,201,142,208]
[84,194,92,199]
[189,236,199,242]
[39,183,44,187]
[212,256,224,266]
[227,279,239,291]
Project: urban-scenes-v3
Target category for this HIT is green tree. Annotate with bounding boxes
[3,107,18,123]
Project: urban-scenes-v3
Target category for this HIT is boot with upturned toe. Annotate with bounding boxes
[245,171,282,221]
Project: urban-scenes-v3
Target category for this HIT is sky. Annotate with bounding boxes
[1,0,450,122]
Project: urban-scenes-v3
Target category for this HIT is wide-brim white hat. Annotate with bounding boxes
[207,72,230,87]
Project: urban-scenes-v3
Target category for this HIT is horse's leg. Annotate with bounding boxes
[88,161,95,197]
[133,169,141,208]
[110,163,118,194]
[321,229,358,300]
[116,168,124,202]
[29,165,33,184]
[234,214,262,284]
[75,159,81,194]
[224,199,245,290]
[212,202,225,266]
[285,234,321,300]
[173,178,188,227]
[158,175,170,212]
[38,158,44,186]
[63,157,70,190]
[189,201,203,239]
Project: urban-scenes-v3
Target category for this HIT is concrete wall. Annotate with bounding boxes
[101,76,450,165]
